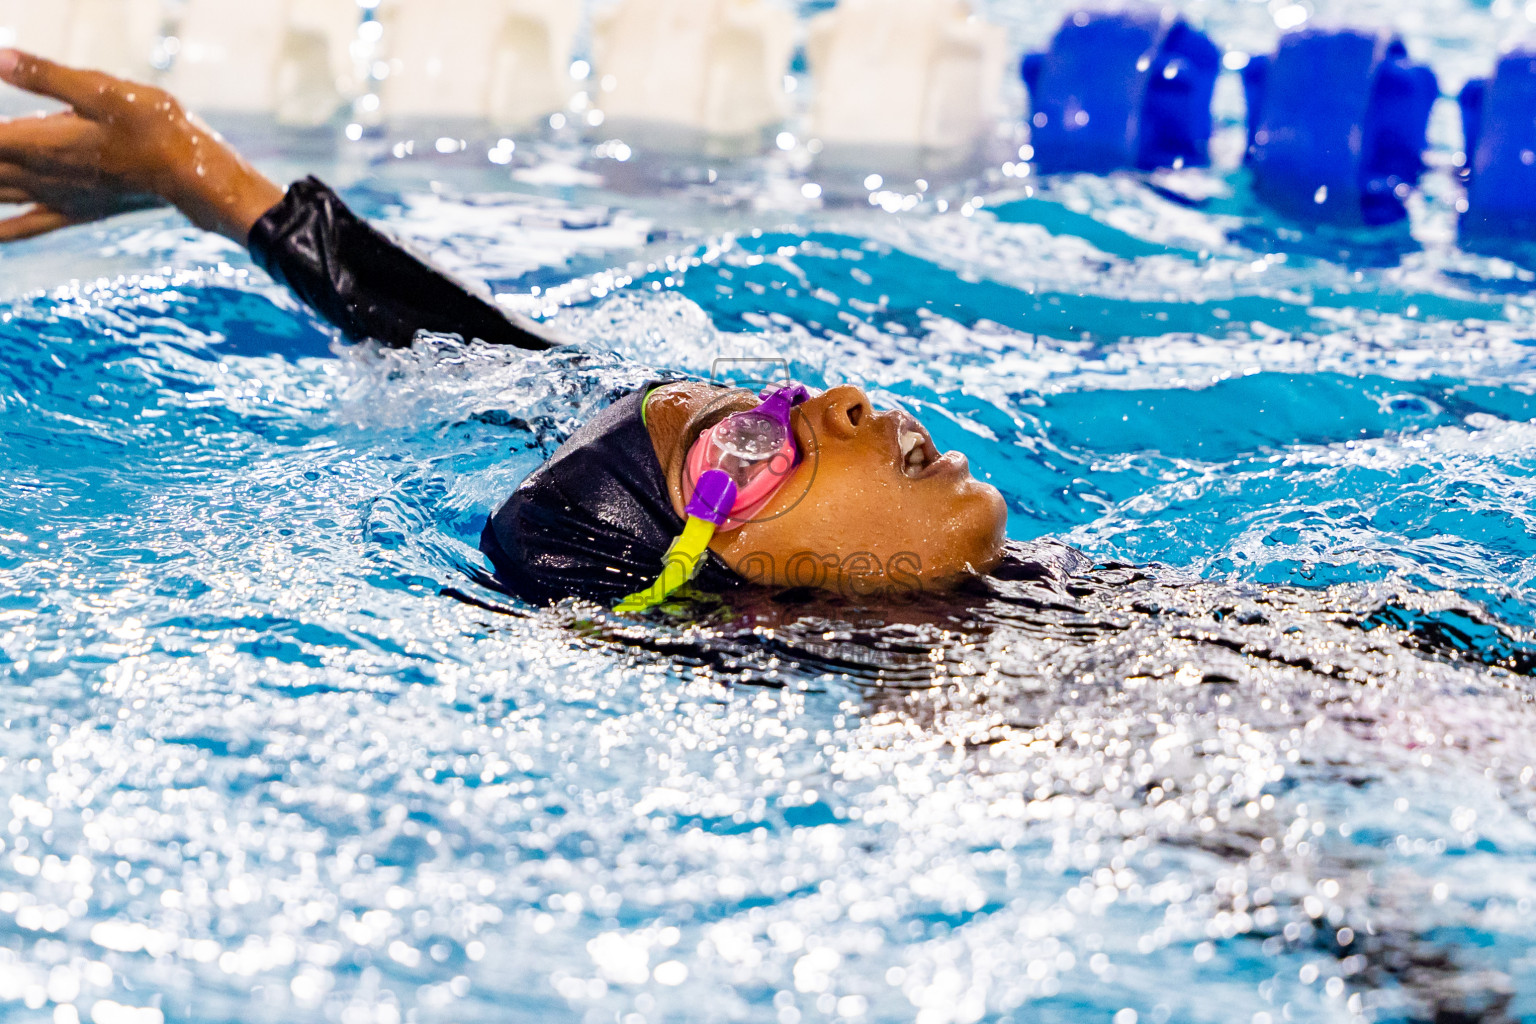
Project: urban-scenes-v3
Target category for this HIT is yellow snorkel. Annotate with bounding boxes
[614,515,718,612]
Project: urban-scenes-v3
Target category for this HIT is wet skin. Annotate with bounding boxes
[0,50,281,243]
[0,50,1009,598]
[644,383,1008,595]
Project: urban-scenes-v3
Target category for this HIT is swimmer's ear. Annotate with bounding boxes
[0,50,134,120]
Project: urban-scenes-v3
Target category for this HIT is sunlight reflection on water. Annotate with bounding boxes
[5,1,1536,1020]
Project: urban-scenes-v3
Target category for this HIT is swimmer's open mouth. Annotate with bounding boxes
[895,410,943,478]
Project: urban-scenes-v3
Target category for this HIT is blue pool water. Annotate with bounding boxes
[9,3,1536,1022]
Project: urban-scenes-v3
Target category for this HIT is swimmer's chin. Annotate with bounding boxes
[959,478,1009,575]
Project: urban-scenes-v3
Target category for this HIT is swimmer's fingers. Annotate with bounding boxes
[0,51,127,121]
[0,161,154,226]
[0,113,96,173]
[0,205,75,243]
[0,161,52,205]
[0,159,77,203]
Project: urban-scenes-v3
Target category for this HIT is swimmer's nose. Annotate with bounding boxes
[817,385,873,440]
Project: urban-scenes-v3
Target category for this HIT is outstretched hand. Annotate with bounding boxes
[0,49,283,243]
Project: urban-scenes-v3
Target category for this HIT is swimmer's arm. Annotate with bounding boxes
[0,50,553,350]
[0,50,280,243]
[248,177,554,349]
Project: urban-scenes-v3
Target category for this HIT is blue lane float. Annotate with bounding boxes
[1242,29,1438,226]
[1021,10,1220,174]
[1459,51,1536,242]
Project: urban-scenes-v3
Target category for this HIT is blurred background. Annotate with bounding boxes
[0,0,1521,186]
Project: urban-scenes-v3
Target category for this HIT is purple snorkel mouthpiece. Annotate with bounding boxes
[684,468,739,526]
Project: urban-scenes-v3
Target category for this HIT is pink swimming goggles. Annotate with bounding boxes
[683,382,810,529]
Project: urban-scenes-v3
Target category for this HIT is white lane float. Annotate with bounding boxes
[805,0,1007,168]
[376,0,580,126]
[0,0,162,81]
[166,0,363,125]
[592,0,795,148]
[0,0,77,63]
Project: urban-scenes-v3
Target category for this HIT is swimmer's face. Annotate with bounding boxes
[649,383,1007,597]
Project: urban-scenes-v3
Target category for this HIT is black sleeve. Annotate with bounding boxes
[246,176,554,350]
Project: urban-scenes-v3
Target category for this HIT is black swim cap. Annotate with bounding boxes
[479,386,744,605]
